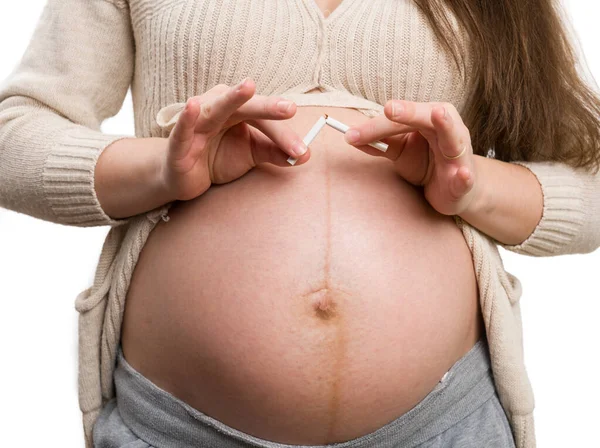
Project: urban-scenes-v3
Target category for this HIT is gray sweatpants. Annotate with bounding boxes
[93,337,516,448]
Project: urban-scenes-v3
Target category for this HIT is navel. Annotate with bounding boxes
[309,287,338,320]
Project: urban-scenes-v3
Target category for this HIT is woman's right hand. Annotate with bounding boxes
[162,78,310,201]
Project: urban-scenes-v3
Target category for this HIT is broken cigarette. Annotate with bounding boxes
[287,115,327,166]
[325,115,389,153]
[286,113,389,166]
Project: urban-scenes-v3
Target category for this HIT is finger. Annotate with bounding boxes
[430,105,472,162]
[169,97,201,160]
[246,118,309,159]
[383,100,439,137]
[343,114,418,147]
[199,83,230,97]
[186,83,229,105]
[248,126,310,168]
[450,165,475,200]
[346,132,412,162]
[194,78,256,134]
[223,95,298,127]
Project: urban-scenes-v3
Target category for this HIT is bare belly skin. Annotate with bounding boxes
[121,99,484,445]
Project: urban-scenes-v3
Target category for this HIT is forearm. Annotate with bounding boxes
[458,155,544,245]
[95,137,175,219]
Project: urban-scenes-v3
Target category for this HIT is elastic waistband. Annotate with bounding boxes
[114,338,495,448]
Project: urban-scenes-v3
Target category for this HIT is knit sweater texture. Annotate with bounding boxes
[1,1,599,447]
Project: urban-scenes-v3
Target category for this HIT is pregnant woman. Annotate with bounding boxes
[1,1,599,448]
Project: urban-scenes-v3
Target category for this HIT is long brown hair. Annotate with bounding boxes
[415,0,600,174]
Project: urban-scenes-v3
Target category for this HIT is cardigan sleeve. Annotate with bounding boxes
[0,0,134,227]
[497,160,600,257]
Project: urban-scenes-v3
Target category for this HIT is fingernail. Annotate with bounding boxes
[277,100,293,113]
[236,77,248,91]
[441,106,448,120]
[392,101,402,117]
[345,129,360,144]
[293,141,308,157]
[184,98,195,113]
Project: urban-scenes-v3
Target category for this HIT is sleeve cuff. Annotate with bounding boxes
[42,126,132,227]
[498,160,587,256]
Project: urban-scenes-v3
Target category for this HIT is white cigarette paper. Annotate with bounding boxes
[287,115,327,166]
[325,116,389,153]
[286,113,389,166]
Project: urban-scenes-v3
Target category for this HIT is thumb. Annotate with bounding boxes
[247,126,310,168]
[168,98,200,161]
[450,165,475,201]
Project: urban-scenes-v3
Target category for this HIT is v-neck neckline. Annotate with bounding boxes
[304,0,357,24]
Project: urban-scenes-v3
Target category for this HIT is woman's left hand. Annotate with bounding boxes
[344,100,480,216]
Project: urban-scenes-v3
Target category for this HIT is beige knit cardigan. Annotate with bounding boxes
[1,1,599,447]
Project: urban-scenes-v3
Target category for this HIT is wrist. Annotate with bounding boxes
[459,155,491,222]
[152,137,178,204]
[95,137,176,219]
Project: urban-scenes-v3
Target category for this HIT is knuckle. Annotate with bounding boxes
[440,110,453,128]
[442,102,455,113]
[264,99,273,116]
[365,122,378,139]
[284,129,297,146]
[287,132,302,149]
[434,104,454,129]
[200,102,213,120]
[385,99,395,112]
[404,101,416,118]
[207,84,228,98]
[193,94,207,104]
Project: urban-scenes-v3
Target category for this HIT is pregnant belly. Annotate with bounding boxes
[121,104,484,445]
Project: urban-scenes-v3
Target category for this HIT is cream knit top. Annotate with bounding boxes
[1,1,599,447]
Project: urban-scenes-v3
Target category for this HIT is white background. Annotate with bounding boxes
[0,1,598,446]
